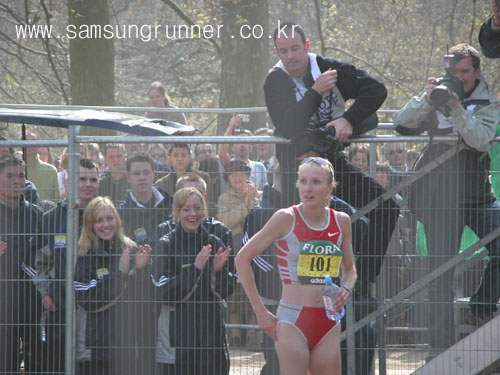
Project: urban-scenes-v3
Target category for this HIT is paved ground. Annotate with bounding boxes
[229,348,428,375]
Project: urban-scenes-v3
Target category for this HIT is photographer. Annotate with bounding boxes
[478,0,500,58]
[394,44,500,358]
[264,22,399,301]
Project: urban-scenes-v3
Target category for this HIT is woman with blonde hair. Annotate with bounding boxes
[153,187,234,375]
[235,157,357,375]
[75,196,151,375]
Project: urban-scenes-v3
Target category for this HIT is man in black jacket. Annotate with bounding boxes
[0,156,44,374]
[264,22,399,299]
[117,152,172,375]
[119,151,172,246]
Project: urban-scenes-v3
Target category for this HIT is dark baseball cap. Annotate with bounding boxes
[225,159,251,181]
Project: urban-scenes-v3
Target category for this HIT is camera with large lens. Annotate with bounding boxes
[429,54,464,110]
[305,120,339,159]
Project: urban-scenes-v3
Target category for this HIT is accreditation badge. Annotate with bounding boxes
[133,227,148,243]
[54,235,67,248]
[96,268,109,280]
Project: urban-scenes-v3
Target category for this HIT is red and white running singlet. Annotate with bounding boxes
[276,205,343,285]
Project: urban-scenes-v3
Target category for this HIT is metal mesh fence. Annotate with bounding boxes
[0,130,500,375]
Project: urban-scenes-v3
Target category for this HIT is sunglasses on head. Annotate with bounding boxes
[301,157,334,176]
[301,157,330,167]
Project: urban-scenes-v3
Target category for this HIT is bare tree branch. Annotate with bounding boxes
[448,0,459,46]
[0,30,48,56]
[324,45,396,87]
[39,0,69,103]
[158,0,222,56]
[313,0,325,56]
[469,0,477,45]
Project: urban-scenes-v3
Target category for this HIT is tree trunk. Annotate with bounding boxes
[217,0,270,135]
[68,0,115,137]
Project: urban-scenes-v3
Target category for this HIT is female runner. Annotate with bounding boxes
[235,157,357,375]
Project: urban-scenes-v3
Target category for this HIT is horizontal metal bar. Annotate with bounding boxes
[2,135,500,148]
[0,103,268,113]
[0,140,68,147]
[72,134,500,144]
[74,135,292,144]
[0,103,399,115]
[385,327,427,333]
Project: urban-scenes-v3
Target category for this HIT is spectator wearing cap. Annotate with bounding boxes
[218,114,268,190]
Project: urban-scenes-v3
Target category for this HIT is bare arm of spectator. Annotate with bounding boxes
[218,114,241,168]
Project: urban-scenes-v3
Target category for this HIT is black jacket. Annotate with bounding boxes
[264,54,387,156]
[39,200,85,312]
[118,189,172,246]
[98,171,128,204]
[0,197,43,324]
[153,224,235,366]
[479,17,500,59]
[75,240,150,362]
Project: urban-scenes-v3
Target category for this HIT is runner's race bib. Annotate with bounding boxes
[298,240,342,284]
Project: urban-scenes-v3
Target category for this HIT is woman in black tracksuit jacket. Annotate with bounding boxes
[153,187,235,375]
[74,197,151,375]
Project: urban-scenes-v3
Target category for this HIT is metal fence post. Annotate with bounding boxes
[64,125,79,375]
